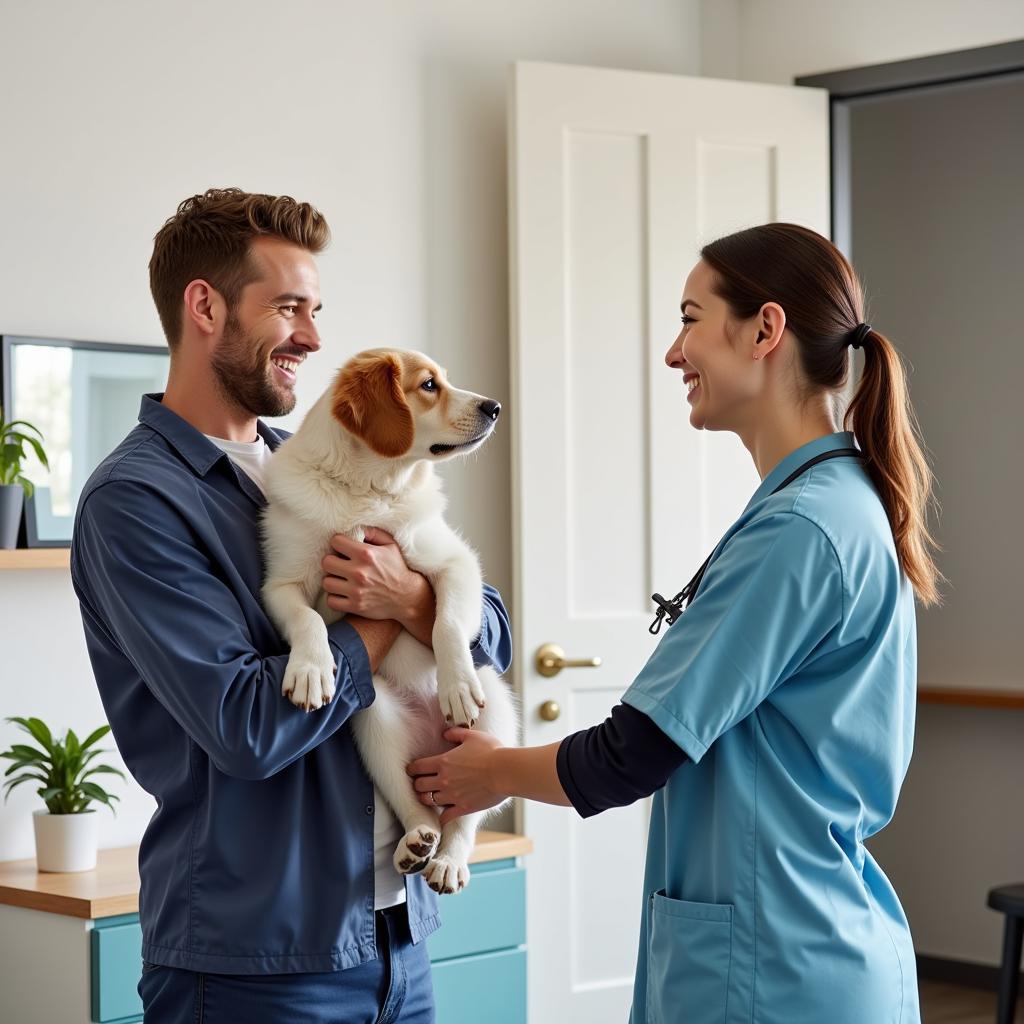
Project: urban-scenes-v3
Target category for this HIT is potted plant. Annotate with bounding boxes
[1,716,126,872]
[0,407,49,549]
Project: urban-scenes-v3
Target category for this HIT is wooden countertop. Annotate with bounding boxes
[917,687,1024,709]
[0,830,534,920]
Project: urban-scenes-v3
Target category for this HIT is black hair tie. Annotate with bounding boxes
[849,323,872,350]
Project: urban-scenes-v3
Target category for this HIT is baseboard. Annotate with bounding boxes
[917,953,1023,991]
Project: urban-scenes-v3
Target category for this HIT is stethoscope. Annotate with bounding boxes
[649,447,865,635]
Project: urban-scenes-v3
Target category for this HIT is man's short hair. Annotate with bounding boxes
[149,188,330,349]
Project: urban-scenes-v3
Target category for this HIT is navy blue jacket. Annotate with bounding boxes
[70,395,512,975]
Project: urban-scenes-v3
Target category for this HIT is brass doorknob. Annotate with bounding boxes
[539,700,561,721]
[535,643,602,678]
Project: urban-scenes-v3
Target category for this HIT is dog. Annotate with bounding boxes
[261,348,518,894]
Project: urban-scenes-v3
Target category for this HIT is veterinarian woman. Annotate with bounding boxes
[408,223,939,1024]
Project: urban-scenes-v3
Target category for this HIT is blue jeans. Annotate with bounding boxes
[138,904,435,1024]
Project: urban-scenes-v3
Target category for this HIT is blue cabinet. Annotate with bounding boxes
[90,858,526,1023]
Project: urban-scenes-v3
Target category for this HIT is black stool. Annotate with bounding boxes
[988,883,1024,1024]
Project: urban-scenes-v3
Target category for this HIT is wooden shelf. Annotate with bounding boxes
[0,831,534,919]
[0,548,70,570]
[918,687,1024,709]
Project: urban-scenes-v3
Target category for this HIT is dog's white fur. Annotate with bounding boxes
[261,348,518,894]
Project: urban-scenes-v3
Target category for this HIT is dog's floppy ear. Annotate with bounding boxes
[332,352,414,457]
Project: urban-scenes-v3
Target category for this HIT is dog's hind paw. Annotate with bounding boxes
[393,827,441,875]
[423,855,470,895]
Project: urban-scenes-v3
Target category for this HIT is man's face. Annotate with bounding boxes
[211,236,322,418]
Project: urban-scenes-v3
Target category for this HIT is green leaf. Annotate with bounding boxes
[21,433,49,469]
[79,781,119,813]
[4,759,50,777]
[8,717,55,756]
[3,419,44,439]
[4,743,49,764]
[79,725,111,751]
[79,780,113,799]
[80,765,127,782]
[3,774,48,799]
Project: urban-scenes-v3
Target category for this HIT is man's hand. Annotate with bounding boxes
[322,528,436,646]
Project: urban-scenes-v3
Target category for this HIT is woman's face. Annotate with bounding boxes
[664,259,770,433]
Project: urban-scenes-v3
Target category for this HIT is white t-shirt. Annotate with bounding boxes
[206,432,406,910]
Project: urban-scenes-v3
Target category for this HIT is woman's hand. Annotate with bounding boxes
[407,728,507,825]
[322,528,436,644]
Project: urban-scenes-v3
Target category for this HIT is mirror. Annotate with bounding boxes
[1,336,170,546]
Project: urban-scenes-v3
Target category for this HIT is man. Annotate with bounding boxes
[70,188,512,1023]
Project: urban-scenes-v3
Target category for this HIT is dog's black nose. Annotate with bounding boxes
[479,399,501,421]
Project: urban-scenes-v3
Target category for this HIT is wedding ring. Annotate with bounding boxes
[430,791,439,806]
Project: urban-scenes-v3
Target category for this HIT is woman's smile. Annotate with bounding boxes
[684,372,701,401]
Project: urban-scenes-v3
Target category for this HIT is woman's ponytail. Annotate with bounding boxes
[844,329,943,606]
[701,223,944,607]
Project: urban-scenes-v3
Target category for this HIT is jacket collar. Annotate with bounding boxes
[744,430,858,512]
[138,393,287,477]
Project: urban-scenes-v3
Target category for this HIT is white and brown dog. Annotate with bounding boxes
[261,348,518,894]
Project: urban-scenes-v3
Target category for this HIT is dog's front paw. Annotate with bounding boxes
[438,672,486,728]
[423,855,470,895]
[282,647,336,711]
[393,827,441,875]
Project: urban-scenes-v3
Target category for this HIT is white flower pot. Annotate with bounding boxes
[32,809,99,872]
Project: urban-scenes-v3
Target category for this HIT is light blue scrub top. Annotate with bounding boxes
[623,432,920,1024]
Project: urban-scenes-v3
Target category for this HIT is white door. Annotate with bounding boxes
[507,61,829,1024]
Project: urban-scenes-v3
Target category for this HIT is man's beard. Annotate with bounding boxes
[211,314,297,419]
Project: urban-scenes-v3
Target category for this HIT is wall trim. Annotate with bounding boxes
[917,953,1023,992]
[792,39,1024,253]
[794,38,1024,99]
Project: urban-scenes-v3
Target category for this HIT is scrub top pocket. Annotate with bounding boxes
[646,890,733,1024]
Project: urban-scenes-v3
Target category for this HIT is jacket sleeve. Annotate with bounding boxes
[470,583,513,673]
[71,479,374,781]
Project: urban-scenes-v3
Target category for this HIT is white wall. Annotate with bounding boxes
[0,0,700,859]
[702,0,1024,972]
[700,0,1024,83]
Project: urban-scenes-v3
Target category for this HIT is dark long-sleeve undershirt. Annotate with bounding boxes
[555,702,689,818]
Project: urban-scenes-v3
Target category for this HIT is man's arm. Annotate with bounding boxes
[321,529,513,673]
[72,479,376,781]
[346,615,403,671]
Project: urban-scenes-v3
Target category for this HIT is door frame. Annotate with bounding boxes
[795,38,1024,254]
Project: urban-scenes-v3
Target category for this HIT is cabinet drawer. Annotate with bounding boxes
[427,861,525,962]
[88,860,526,1021]
[90,917,143,1022]
[432,947,526,1024]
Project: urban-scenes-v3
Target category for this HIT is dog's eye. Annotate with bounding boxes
[420,378,437,393]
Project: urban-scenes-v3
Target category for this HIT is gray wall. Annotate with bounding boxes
[848,72,1024,965]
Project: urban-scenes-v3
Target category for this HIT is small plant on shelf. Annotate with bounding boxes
[0,407,49,498]
[1,716,127,872]
[2,717,125,814]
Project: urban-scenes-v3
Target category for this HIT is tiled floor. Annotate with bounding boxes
[920,979,1021,1023]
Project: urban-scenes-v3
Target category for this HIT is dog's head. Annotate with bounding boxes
[331,348,501,461]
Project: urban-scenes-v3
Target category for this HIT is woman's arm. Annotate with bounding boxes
[407,703,688,826]
[407,730,570,825]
